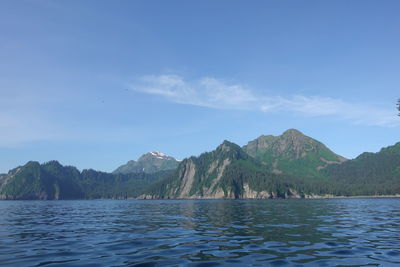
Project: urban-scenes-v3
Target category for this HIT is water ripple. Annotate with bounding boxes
[0,198,399,266]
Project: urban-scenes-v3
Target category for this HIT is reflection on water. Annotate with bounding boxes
[0,199,399,266]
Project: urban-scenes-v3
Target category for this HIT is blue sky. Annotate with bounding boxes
[1,0,399,173]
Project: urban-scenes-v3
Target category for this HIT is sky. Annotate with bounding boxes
[1,0,399,173]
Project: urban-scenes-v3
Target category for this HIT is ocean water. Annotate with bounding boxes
[0,198,399,266]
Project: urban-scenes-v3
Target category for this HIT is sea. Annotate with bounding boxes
[0,198,399,266]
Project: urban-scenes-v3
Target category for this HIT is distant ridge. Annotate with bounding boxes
[0,160,172,200]
[113,151,179,174]
[1,129,400,200]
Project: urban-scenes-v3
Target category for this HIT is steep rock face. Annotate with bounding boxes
[141,140,313,199]
[0,174,6,187]
[142,141,251,199]
[241,184,271,199]
[176,160,197,198]
[142,130,354,200]
[113,152,179,174]
[243,129,346,177]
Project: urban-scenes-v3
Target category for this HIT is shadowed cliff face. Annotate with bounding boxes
[0,161,83,200]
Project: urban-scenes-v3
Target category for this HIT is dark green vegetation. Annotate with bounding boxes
[144,140,259,198]
[1,129,400,200]
[143,130,400,199]
[242,129,346,178]
[323,142,400,196]
[0,161,172,200]
[113,151,179,174]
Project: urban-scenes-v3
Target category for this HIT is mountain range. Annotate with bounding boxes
[1,129,399,200]
[0,152,177,200]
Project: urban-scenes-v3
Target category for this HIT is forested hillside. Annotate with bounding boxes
[1,130,400,200]
[0,161,172,200]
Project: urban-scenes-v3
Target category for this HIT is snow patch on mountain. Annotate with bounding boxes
[149,151,168,159]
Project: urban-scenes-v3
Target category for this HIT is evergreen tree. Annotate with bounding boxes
[397,99,400,116]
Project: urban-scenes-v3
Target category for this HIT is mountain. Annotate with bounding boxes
[143,141,229,198]
[142,130,400,199]
[323,142,400,195]
[0,161,83,200]
[243,129,346,177]
[142,141,253,199]
[113,151,179,174]
[1,129,400,200]
[141,140,325,199]
[0,161,172,200]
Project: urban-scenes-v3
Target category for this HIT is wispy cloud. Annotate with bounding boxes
[129,74,400,127]
[133,75,257,109]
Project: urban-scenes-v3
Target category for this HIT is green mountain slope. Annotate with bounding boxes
[113,151,179,174]
[243,129,346,178]
[0,161,83,200]
[143,131,400,199]
[323,142,400,195]
[0,161,171,200]
[1,129,400,200]
[142,141,252,198]
[142,140,332,199]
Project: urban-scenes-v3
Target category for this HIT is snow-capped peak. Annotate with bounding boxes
[149,151,168,159]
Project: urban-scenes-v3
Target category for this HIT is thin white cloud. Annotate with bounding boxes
[129,74,400,127]
[133,74,257,110]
